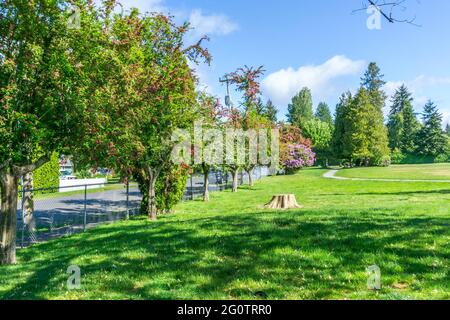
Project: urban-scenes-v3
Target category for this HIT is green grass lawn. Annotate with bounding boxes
[335,163,450,181]
[1,167,449,300]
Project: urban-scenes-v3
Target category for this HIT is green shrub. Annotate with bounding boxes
[33,152,60,189]
[136,165,190,216]
[434,152,449,163]
[75,169,92,179]
[375,155,391,167]
[156,165,190,214]
[18,153,59,196]
[390,149,406,165]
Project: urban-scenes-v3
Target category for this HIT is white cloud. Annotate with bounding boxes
[261,55,366,107]
[385,76,450,98]
[442,111,450,127]
[189,9,239,37]
[188,60,217,95]
[114,4,238,39]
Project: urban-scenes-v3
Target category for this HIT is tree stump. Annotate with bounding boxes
[265,194,302,210]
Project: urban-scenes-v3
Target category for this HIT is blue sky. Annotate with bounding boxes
[120,0,450,126]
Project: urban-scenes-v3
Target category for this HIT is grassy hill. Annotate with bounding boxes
[0,167,449,300]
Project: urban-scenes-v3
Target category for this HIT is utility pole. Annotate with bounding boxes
[219,74,233,108]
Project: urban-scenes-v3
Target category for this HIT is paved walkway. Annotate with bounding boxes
[323,170,450,183]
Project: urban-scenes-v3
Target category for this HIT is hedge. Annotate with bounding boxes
[34,152,60,190]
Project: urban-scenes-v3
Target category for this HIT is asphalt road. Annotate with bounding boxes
[17,186,142,228]
[17,168,267,229]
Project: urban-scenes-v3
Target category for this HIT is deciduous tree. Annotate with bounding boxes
[302,119,332,167]
[0,0,98,264]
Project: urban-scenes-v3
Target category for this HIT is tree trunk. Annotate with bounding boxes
[23,172,36,236]
[203,166,210,202]
[265,194,301,210]
[147,168,159,221]
[246,168,254,188]
[231,170,238,193]
[0,173,18,265]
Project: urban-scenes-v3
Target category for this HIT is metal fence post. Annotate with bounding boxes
[83,185,87,232]
[190,175,194,200]
[126,181,130,219]
[21,177,25,248]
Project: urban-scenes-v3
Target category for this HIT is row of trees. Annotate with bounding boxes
[285,63,450,166]
[0,0,213,265]
[0,1,290,265]
[388,85,448,160]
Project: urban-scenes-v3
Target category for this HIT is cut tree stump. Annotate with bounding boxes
[265,194,302,210]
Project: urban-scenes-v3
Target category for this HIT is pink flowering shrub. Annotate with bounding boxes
[283,144,316,173]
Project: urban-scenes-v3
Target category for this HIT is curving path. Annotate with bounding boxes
[323,169,450,183]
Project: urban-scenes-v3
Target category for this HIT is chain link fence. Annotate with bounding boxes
[16,167,271,248]
[17,182,141,248]
[184,166,271,200]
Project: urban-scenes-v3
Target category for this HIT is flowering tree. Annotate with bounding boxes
[229,65,265,108]
[226,65,271,189]
[195,92,228,201]
[279,125,314,174]
[75,6,210,220]
[0,0,103,265]
[283,144,316,174]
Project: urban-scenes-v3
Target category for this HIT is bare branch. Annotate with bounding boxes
[353,0,421,26]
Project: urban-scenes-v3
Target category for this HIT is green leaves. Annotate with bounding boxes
[416,101,447,157]
[287,87,314,130]
[0,0,89,169]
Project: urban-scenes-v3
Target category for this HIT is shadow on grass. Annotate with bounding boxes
[1,206,449,299]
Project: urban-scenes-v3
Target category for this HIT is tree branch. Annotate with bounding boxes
[13,154,50,176]
[0,159,12,172]
[353,0,421,26]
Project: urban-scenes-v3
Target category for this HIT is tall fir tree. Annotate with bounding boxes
[255,97,266,115]
[287,87,313,129]
[387,85,420,153]
[416,101,447,156]
[359,62,390,164]
[265,99,278,123]
[345,88,372,165]
[401,103,421,153]
[332,92,352,160]
[315,102,333,126]
[361,62,386,94]
[445,123,450,137]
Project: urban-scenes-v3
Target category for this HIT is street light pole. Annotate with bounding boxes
[219,75,233,108]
